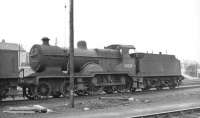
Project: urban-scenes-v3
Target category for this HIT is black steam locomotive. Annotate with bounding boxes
[20,37,183,99]
[0,49,19,100]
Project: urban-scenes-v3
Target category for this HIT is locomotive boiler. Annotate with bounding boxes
[21,37,183,99]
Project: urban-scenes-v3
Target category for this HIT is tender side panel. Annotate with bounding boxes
[0,50,19,99]
[0,50,19,78]
[134,53,181,77]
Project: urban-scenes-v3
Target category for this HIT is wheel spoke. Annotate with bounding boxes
[37,82,51,98]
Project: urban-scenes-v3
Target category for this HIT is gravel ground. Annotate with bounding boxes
[1,85,200,118]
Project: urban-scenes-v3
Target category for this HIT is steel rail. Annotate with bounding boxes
[131,106,200,118]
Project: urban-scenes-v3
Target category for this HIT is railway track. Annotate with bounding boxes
[1,84,200,107]
[132,106,200,118]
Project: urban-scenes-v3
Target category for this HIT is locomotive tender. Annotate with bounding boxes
[21,37,183,99]
[0,49,19,100]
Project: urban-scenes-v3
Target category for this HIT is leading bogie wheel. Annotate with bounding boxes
[37,82,52,98]
[23,86,37,100]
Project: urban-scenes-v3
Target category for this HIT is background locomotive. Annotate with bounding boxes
[0,49,19,100]
[21,37,183,99]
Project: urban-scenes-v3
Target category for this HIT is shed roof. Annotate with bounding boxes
[0,40,25,51]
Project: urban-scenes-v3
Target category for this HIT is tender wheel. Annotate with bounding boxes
[60,82,70,97]
[169,86,176,89]
[130,88,136,93]
[143,79,150,90]
[87,86,102,95]
[75,90,88,96]
[0,88,9,100]
[169,80,176,89]
[37,82,51,98]
[141,87,149,91]
[116,85,126,93]
[104,86,113,94]
[169,84,176,89]
[156,86,162,90]
[52,92,61,98]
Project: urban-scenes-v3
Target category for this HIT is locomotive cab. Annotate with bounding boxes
[105,45,136,75]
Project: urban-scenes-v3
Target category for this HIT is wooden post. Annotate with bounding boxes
[69,0,75,108]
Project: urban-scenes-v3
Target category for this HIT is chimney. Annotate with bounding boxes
[42,37,50,46]
[2,39,5,43]
[77,40,87,49]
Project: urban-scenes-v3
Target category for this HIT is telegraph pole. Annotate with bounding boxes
[69,0,75,108]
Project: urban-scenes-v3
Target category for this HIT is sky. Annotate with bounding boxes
[0,0,199,63]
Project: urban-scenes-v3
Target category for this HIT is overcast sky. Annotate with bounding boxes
[0,0,199,63]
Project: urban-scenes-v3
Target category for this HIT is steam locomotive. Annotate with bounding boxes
[0,49,19,100]
[21,37,183,99]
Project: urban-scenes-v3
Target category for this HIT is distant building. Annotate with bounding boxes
[0,39,29,68]
[182,61,200,78]
[198,69,200,78]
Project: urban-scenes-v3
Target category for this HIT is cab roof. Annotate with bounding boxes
[104,44,135,50]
